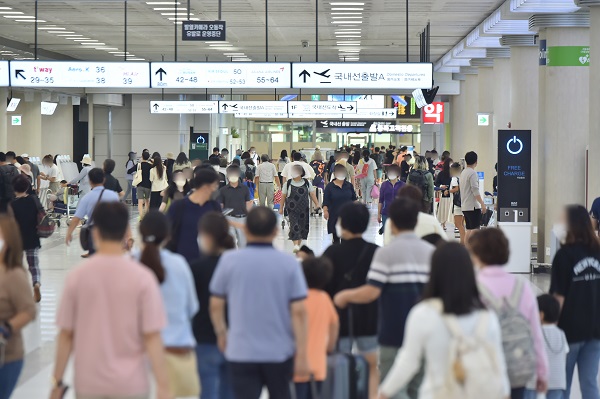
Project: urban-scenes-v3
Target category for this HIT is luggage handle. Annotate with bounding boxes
[290,374,321,399]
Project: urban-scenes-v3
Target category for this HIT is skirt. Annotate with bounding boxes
[436,197,452,225]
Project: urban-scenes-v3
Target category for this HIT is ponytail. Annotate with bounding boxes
[140,241,165,283]
[154,155,164,179]
[199,212,236,252]
[139,210,170,284]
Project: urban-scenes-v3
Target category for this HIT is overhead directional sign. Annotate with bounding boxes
[9,61,150,88]
[150,62,291,89]
[291,63,433,89]
[288,101,357,114]
[345,108,397,119]
[150,101,219,114]
[0,61,9,87]
[182,20,226,41]
[219,101,288,115]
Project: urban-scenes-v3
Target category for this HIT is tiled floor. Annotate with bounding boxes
[10,205,577,399]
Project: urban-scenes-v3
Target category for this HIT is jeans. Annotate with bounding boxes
[196,344,234,399]
[566,340,600,399]
[511,387,526,399]
[294,381,323,399]
[380,346,423,399]
[0,359,23,399]
[380,214,388,233]
[525,389,565,399]
[124,180,133,203]
[228,357,294,399]
[226,216,247,248]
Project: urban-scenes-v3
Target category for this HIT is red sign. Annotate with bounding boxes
[422,102,445,124]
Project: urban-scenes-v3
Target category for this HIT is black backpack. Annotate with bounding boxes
[0,165,18,202]
[453,178,462,208]
[408,170,429,201]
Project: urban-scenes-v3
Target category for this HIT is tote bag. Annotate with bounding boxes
[132,163,142,187]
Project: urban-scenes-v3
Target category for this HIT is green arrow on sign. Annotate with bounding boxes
[478,115,488,126]
[12,116,21,125]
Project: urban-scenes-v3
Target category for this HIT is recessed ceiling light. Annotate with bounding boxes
[161,12,193,15]
[332,16,362,18]
[336,28,361,30]
[109,51,127,54]
[209,45,233,47]
[4,15,34,18]
[38,26,65,29]
[95,47,118,50]
[81,43,105,45]
[332,20,362,23]
[15,19,45,22]
[167,17,190,20]
[331,12,362,14]
[224,53,244,55]
[330,2,365,5]
[331,7,363,10]
[72,38,95,41]
[48,31,74,33]
[146,1,181,4]
[153,7,186,10]
[0,7,13,9]
[336,35,361,38]
[57,34,82,37]
[337,43,361,46]
[0,11,23,14]
[128,58,146,61]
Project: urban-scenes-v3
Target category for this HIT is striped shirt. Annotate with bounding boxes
[367,232,435,347]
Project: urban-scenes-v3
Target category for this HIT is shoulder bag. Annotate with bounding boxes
[132,163,143,187]
[34,195,56,238]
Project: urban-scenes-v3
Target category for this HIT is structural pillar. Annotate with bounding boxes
[588,4,600,206]
[531,13,590,262]
[477,66,495,193]
[0,88,7,150]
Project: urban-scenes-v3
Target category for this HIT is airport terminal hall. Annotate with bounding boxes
[2,0,600,399]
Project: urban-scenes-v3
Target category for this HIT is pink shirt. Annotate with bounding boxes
[477,267,549,382]
[57,255,167,397]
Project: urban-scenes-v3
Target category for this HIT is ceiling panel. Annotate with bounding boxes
[0,0,505,62]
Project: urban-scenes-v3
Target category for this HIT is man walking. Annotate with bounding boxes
[51,202,170,399]
[217,164,253,247]
[334,197,435,399]
[65,168,120,254]
[460,151,487,240]
[210,207,309,399]
[255,154,279,208]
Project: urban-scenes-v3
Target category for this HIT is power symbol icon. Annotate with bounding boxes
[507,136,523,155]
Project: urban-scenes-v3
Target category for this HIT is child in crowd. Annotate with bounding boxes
[244,170,256,202]
[535,294,569,399]
[295,257,339,399]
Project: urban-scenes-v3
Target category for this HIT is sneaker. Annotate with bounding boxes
[33,284,41,303]
[293,245,300,253]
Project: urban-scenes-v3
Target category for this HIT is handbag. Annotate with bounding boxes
[355,162,370,179]
[165,351,201,397]
[37,210,56,238]
[274,189,283,204]
[132,163,142,187]
[370,184,380,200]
[80,189,106,251]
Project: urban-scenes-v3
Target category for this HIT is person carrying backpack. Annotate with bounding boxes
[469,228,549,399]
[407,156,435,214]
[379,243,509,399]
[0,151,20,212]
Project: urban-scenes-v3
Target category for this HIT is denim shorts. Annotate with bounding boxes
[338,336,378,354]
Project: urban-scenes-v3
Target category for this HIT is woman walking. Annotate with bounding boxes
[0,214,37,399]
[150,153,168,209]
[377,164,405,234]
[135,151,153,219]
[137,211,200,398]
[10,175,43,303]
[173,152,192,173]
[434,157,453,230]
[407,155,435,214]
[124,151,137,204]
[189,212,236,399]
[550,205,600,399]
[323,164,358,244]
[279,164,320,253]
[449,162,465,244]
[356,150,378,206]
[159,170,190,213]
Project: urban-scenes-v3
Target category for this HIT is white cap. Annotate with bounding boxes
[81,154,92,165]
[20,153,29,158]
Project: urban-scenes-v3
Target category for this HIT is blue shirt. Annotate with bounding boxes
[74,186,120,220]
[134,249,199,347]
[70,165,93,195]
[210,244,308,362]
[167,197,222,263]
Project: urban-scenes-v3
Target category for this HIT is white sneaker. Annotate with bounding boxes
[293,245,300,253]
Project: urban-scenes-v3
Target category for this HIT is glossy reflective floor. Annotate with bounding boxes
[10,205,574,399]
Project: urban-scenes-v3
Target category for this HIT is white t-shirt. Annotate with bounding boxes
[543,325,569,390]
[282,178,316,196]
[383,212,447,245]
[40,164,59,189]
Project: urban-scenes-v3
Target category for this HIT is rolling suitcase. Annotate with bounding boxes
[322,308,369,399]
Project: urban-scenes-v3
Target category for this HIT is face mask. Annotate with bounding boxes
[335,222,343,238]
[213,165,220,171]
[175,180,186,188]
[335,173,347,181]
[228,176,239,184]
[388,174,398,180]
[197,236,210,254]
[291,172,301,179]
[552,223,568,243]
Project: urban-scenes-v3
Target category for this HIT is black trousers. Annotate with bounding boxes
[228,357,294,399]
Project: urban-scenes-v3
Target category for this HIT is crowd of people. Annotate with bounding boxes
[0,145,599,399]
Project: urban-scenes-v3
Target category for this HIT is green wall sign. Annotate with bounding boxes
[546,46,590,67]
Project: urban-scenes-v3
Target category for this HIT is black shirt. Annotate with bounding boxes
[323,238,379,337]
[190,255,222,344]
[104,173,122,194]
[11,195,41,250]
[435,170,452,198]
[217,184,250,216]
[400,161,410,182]
[550,243,600,343]
[139,162,153,189]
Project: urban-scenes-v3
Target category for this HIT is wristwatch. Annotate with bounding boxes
[51,376,64,389]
